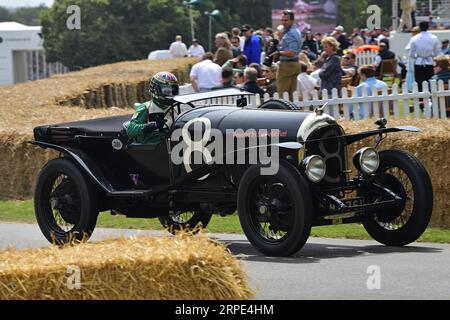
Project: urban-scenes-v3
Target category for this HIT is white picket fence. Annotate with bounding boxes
[355,51,378,67]
[179,81,450,120]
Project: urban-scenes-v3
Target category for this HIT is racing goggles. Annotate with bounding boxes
[160,84,179,97]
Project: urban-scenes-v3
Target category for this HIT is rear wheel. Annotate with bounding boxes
[34,158,99,244]
[159,210,212,234]
[363,150,433,246]
[259,99,297,110]
[238,162,312,256]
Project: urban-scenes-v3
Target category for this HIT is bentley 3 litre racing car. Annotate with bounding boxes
[31,89,433,256]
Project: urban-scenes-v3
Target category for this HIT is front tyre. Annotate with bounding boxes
[363,150,433,246]
[238,162,312,256]
[34,158,99,244]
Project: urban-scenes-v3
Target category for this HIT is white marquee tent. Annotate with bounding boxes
[0,22,67,86]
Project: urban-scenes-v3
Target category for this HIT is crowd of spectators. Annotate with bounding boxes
[167,10,450,114]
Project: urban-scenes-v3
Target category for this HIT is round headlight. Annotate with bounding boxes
[303,155,326,183]
[353,148,380,175]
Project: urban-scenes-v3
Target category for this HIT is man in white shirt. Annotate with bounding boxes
[190,53,223,92]
[297,62,318,99]
[188,39,205,58]
[169,35,188,58]
[409,21,441,93]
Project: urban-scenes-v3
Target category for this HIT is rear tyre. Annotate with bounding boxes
[363,150,433,246]
[259,99,297,110]
[34,158,99,245]
[238,162,312,256]
[159,210,212,235]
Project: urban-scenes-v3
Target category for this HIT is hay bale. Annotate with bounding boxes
[0,134,57,200]
[0,58,196,135]
[0,235,253,300]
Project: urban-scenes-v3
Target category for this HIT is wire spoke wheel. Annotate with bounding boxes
[47,174,81,234]
[238,162,312,256]
[363,150,433,247]
[375,166,414,231]
[249,178,293,243]
[159,210,212,235]
[34,158,99,244]
[170,211,196,225]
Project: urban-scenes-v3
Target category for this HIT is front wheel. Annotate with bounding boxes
[363,150,433,246]
[159,210,212,234]
[238,162,312,256]
[34,158,99,244]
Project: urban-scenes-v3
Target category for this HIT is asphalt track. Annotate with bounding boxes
[1,223,449,300]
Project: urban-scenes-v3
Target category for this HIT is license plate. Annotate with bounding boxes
[344,197,365,208]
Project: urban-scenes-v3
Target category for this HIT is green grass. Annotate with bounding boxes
[1,200,449,243]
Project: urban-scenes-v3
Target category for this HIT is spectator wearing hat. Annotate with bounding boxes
[333,25,350,52]
[441,39,450,56]
[241,24,262,65]
[169,35,188,58]
[188,39,205,58]
[271,10,302,101]
[432,56,450,83]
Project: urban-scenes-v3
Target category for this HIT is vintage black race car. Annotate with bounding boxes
[31,89,433,256]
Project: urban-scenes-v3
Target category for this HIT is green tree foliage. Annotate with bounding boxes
[0,6,12,22]
[336,0,393,31]
[194,0,272,48]
[13,5,48,25]
[41,0,272,70]
[0,5,47,25]
[41,0,192,70]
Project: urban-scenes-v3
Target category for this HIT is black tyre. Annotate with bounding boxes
[34,158,99,244]
[237,162,312,256]
[259,99,297,110]
[159,210,212,234]
[363,150,433,246]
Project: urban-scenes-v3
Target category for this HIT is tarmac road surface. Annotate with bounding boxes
[1,223,449,300]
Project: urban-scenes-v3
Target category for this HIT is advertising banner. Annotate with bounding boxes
[272,0,337,33]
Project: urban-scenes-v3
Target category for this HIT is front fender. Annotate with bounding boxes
[29,141,115,193]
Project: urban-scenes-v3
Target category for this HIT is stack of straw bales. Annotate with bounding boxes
[0,235,253,300]
[341,119,450,228]
[0,58,196,135]
[0,58,196,200]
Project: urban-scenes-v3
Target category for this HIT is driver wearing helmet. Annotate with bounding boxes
[125,72,179,144]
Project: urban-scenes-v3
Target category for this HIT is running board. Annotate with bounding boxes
[107,190,152,197]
